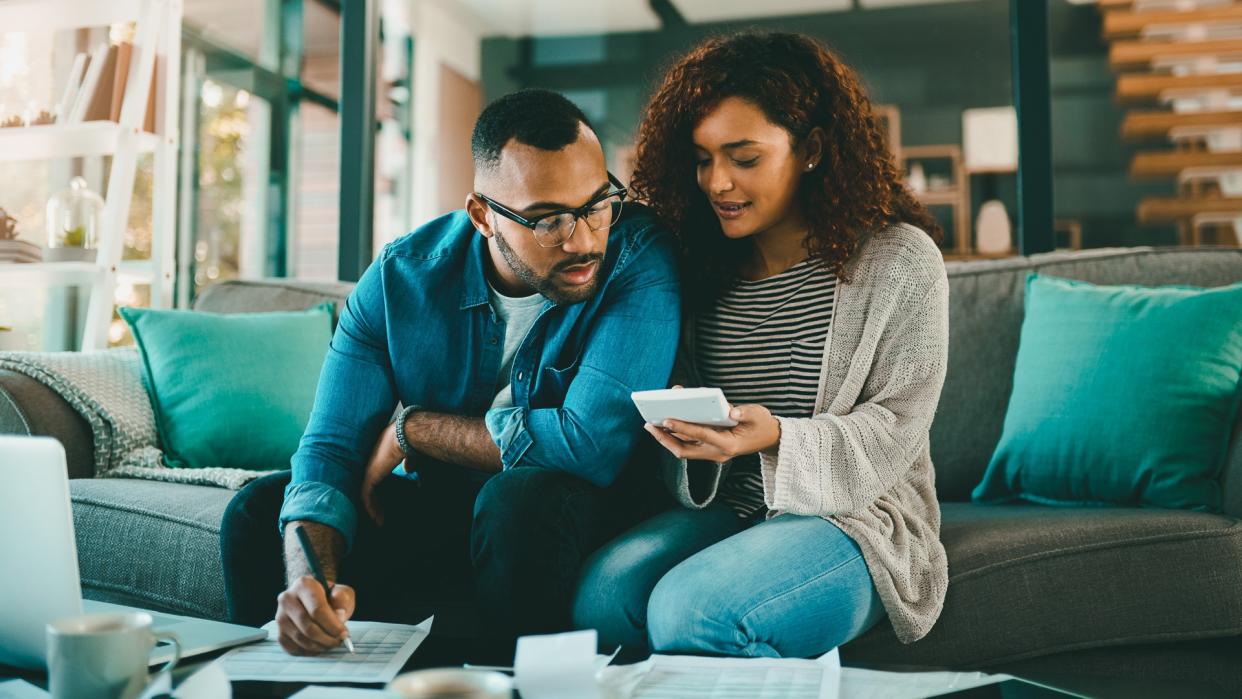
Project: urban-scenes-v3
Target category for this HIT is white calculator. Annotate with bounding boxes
[631,387,738,427]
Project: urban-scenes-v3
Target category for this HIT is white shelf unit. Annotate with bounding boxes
[0,0,182,350]
[0,122,160,163]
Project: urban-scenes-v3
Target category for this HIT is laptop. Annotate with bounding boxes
[0,436,266,670]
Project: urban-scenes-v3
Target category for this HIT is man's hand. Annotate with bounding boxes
[361,422,405,526]
[274,576,356,656]
[644,403,781,463]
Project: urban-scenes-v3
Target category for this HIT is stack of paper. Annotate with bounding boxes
[598,650,841,699]
[0,240,42,264]
[218,617,432,685]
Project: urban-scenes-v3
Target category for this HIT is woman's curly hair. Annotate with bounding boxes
[630,31,941,310]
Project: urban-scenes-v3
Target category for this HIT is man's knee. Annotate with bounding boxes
[222,472,292,545]
[472,467,596,536]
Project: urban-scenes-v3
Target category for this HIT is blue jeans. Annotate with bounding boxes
[573,505,885,658]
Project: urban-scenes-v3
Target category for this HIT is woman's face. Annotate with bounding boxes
[692,96,816,241]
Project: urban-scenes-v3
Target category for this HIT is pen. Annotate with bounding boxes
[294,524,356,654]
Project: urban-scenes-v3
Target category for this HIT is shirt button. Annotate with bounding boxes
[489,337,498,345]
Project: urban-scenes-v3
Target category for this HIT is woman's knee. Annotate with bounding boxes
[646,539,884,658]
[646,561,749,655]
[572,541,652,649]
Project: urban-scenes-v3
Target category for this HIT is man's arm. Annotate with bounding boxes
[275,521,354,656]
[483,225,682,486]
[402,411,502,473]
[280,248,398,552]
[283,520,345,585]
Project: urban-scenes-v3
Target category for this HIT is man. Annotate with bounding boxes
[219,89,680,656]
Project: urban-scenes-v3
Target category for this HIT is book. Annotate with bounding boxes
[56,53,88,124]
[145,56,158,134]
[0,240,44,263]
[68,43,109,123]
[83,43,119,122]
[109,42,159,132]
[110,41,133,123]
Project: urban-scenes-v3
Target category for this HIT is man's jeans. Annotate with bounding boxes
[221,462,658,639]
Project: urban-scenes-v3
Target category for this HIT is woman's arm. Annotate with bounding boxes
[759,271,949,518]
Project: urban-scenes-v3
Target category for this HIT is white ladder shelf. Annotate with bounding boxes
[0,0,182,351]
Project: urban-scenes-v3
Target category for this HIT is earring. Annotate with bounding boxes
[806,162,817,171]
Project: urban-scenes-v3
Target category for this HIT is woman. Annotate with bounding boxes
[572,31,950,658]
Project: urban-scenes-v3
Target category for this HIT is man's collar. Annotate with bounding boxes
[460,232,492,310]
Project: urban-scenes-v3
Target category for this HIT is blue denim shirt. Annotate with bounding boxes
[278,205,681,549]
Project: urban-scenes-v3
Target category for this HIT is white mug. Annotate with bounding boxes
[388,668,513,698]
[46,611,181,699]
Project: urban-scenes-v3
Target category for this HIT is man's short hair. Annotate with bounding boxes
[471,89,595,172]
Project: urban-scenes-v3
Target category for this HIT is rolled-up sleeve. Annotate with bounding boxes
[279,250,397,551]
[484,230,681,487]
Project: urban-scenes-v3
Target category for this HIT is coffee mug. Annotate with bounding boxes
[46,611,181,699]
[388,668,513,698]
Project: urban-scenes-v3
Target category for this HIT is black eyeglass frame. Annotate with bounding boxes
[475,172,628,245]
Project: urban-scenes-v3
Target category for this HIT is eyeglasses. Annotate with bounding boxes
[476,172,627,248]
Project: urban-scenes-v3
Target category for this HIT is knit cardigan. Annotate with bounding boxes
[659,222,950,644]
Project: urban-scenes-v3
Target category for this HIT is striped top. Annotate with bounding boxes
[696,259,838,518]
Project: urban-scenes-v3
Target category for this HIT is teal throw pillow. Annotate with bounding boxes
[972,274,1242,512]
[120,303,334,471]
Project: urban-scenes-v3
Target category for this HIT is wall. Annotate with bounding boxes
[480,0,1177,249]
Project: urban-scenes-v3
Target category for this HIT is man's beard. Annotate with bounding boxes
[494,228,603,305]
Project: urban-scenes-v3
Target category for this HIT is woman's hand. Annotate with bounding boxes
[644,403,781,463]
[360,423,406,527]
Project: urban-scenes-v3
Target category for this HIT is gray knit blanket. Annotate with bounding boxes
[0,349,273,489]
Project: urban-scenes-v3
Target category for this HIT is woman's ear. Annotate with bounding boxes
[465,193,495,239]
[801,127,826,172]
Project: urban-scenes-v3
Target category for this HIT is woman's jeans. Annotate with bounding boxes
[573,504,885,658]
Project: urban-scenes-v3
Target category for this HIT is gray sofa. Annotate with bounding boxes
[2,247,1241,691]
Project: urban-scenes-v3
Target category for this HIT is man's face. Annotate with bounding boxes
[467,124,612,305]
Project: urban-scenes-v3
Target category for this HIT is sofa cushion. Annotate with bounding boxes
[70,478,235,620]
[120,304,334,472]
[934,247,1242,504]
[0,369,95,478]
[973,275,1242,512]
[193,279,353,316]
[841,502,1242,668]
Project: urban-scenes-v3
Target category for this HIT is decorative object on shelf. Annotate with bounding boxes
[0,208,42,264]
[976,200,1013,256]
[963,107,1018,258]
[907,161,927,194]
[45,176,104,262]
[29,110,55,126]
[1,114,23,128]
[963,107,1018,174]
[0,209,16,240]
[901,144,971,256]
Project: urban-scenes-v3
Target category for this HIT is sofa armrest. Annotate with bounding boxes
[0,369,96,478]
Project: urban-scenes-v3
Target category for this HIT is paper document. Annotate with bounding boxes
[219,617,432,683]
[600,654,840,699]
[838,667,1012,699]
[289,687,401,698]
[514,629,601,699]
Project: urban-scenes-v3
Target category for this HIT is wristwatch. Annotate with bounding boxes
[394,404,420,455]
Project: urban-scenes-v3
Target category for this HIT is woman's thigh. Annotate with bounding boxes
[647,514,884,658]
[573,504,743,651]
